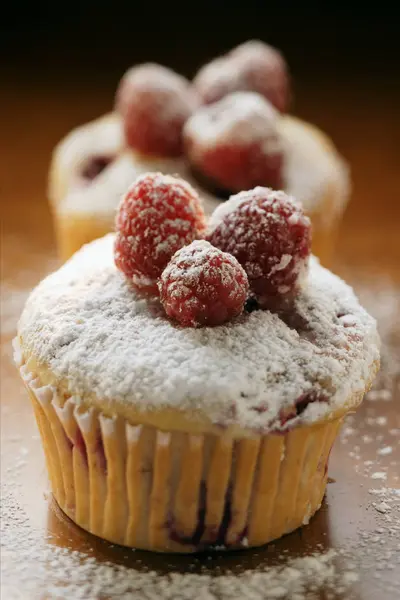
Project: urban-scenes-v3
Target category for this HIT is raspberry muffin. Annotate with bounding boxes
[17,176,377,553]
[49,41,349,263]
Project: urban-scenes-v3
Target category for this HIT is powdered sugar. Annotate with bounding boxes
[378,446,393,456]
[183,92,284,192]
[161,240,246,293]
[270,254,292,274]
[193,40,289,112]
[184,92,283,153]
[371,472,388,481]
[352,274,400,397]
[3,480,397,599]
[208,192,249,231]
[61,153,189,216]
[116,63,199,157]
[48,113,124,207]
[281,117,350,219]
[53,113,349,222]
[116,63,198,126]
[0,485,359,600]
[159,240,248,327]
[17,235,379,433]
[114,172,206,293]
[194,54,242,100]
[207,188,311,301]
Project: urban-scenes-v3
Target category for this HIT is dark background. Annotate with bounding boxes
[1,1,399,245]
[1,2,399,83]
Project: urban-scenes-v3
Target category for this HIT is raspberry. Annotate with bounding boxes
[115,63,199,157]
[184,92,283,193]
[193,40,289,112]
[159,240,249,327]
[207,187,311,305]
[114,173,206,294]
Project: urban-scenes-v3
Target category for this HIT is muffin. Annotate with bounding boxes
[16,176,378,553]
[49,41,349,263]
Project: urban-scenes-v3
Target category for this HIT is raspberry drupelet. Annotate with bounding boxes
[184,92,283,193]
[159,240,249,327]
[207,187,311,306]
[114,172,206,295]
[115,63,199,157]
[193,40,290,112]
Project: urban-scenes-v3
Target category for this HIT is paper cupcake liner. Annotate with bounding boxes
[18,358,343,553]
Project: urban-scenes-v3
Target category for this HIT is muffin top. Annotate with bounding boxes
[18,235,379,435]
[51,113,349,224]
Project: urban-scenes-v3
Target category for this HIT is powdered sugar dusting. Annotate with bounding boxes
[159,240,248,327]
[270,254,292,273]
[281,117,350,219]
[353,274,400,396]
[207,187,311,301]
[114,172,206,292]
[184,92,283,154]
[193,40,289,112]
[195,54,242,100]
[117,63,198,126]
[0,485,361,600]
[161,240,246,296]
[54,113,349,221]
[208,192,249,231]
[61,153,191,216]
[49,113,124,206]
[17,235,379,432]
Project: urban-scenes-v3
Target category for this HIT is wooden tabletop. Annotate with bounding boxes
[1,76,399,599]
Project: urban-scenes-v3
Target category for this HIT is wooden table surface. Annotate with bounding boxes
[1,76,399,599]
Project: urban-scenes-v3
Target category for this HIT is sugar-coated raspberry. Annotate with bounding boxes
[114,173,206,295]
[193,40,289,112]
[116,63,199,157]
[159,240,249,327]
[207,187,311,304]
[184,92,283,193]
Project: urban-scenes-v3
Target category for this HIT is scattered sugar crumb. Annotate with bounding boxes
[367,389,392,402]
[377,446,393,456]
[374,502,391,514]
[0,487,360,600]
[371,472,388,480]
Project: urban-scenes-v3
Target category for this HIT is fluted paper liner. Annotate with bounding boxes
[20,362,343,553]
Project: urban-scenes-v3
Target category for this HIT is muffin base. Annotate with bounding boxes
[18,356,347,553]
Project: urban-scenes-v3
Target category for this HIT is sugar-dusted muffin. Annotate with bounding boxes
[49,42,349,263]
[17,178,377,553]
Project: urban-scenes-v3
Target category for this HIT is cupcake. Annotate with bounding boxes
[49,40,349,263]
[16,175,378,553]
